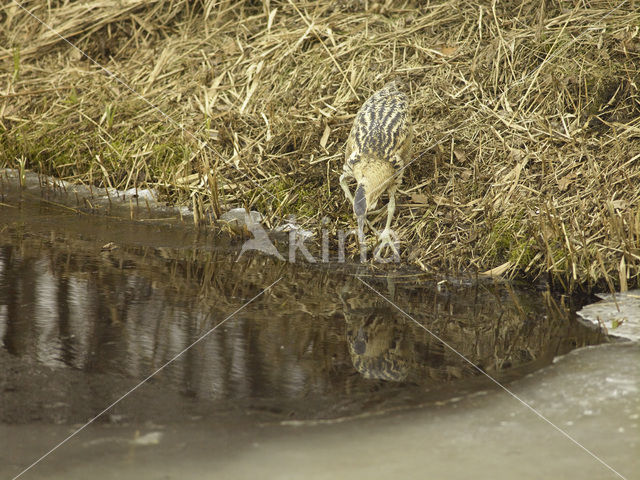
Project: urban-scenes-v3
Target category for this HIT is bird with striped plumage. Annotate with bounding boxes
[340,81,412,256]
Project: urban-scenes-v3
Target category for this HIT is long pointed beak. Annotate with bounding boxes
[356,215,365,242]
[354,184,367,217]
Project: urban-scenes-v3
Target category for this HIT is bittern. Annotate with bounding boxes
[340,81,412,256]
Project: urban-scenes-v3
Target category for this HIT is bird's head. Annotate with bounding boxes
[354,175,386,217]
[353,179,385,238]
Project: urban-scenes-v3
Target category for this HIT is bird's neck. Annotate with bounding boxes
[355,159,395,191]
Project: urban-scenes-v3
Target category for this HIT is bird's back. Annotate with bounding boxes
[345,81,412,174]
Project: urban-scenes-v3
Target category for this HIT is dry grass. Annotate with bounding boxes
[1,0,639,291]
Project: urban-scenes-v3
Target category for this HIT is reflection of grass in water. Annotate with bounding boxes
[2,220,606,409]
[2,0,640,291]
[340,278,606,385]
[4,193,616,424]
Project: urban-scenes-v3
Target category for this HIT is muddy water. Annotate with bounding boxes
[1,184,637,479]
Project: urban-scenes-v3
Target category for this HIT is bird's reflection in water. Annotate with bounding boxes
[346,313,412,382]
[341,279,416,382]
[0,198,607,422]
[339,276,599,386]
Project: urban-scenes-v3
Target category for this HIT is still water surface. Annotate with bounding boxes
[0,187,637,479]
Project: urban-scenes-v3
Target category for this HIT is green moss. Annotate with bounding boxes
[483,210,541,269]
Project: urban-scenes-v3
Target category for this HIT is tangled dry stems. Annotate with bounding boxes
[1,0,639,292]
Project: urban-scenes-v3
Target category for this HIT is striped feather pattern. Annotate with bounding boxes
[343,81,412,192]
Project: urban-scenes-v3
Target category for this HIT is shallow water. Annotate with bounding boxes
[0,182,637,479]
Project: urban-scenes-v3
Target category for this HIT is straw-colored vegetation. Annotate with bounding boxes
[1,0,639,291]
